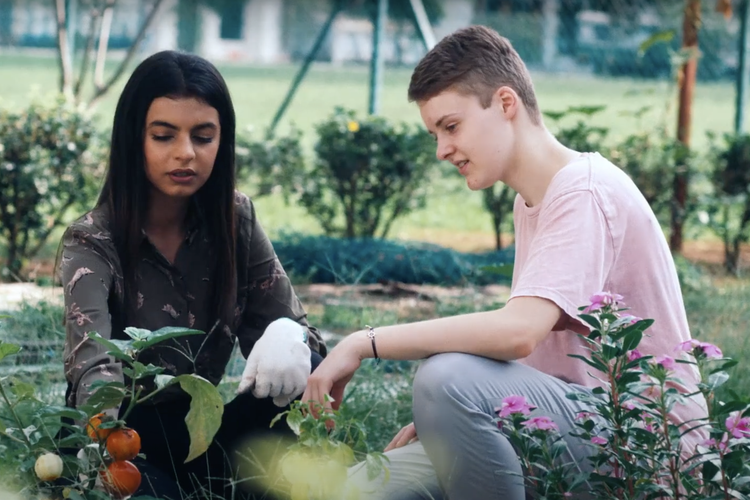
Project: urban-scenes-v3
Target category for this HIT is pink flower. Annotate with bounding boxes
[636,413,655,433]
[675,339,723,359]
[653,355,676,371]
[495,395,536,418]
[591,436,608,446]
[622,315,641,325]
[622,400,636,411]
[676,339,701,352]
[627,349,643,362]
[725,411,750,439]
[703,434,730,452]
[584,292,624,313]
[522,416,558,432]
[576,411,594,421]
[699,342,723,359]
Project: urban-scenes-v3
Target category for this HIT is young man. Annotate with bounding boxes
[302,25,706,499]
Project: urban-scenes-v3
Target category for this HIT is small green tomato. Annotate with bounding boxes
[34,453,63,482]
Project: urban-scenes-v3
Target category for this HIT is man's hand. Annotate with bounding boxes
[238,318,311,407]
[384,422,418,452]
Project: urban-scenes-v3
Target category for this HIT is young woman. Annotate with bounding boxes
[59,50,325,499]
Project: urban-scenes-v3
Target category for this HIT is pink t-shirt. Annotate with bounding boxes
[510,152,706,453]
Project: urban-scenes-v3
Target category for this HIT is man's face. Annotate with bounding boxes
[419,88,516,191]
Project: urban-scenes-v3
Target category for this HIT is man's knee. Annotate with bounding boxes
[413,353,491,418]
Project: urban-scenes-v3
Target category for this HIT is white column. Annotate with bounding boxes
[541,0,559,69]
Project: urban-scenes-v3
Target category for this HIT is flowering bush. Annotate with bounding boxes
[495,292,748,499]
[298,107,438,239]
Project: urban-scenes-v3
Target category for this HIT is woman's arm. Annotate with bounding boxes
[61,221,123,413]
[234,196,326,357]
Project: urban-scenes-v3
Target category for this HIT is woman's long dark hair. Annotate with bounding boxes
[100,50,237,327]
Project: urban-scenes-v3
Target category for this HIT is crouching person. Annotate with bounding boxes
[59,50,325,500]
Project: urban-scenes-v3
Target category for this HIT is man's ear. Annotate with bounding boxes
[494,86,519,120]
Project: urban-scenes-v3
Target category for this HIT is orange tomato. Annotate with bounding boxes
[100,460,141,499]
[86,413,114,442]
[106,427,141,461]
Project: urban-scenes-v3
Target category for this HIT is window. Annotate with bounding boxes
[220,0,245,40]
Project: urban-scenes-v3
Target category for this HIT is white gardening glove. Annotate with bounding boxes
[237,317,312,407]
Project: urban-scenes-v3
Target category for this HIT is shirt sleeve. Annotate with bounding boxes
[510,190,615,327]
[61,224,124,410]
[235,199,327,359]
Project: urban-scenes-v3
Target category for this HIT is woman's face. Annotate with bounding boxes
[143,96,221,202]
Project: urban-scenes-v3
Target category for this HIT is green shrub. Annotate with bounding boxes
[0,95,106,280]
[704,133,750,275]
[545,105,609,154]
[235,126,306,201]
[272,233,514,286]
[609,130,690,226]
[298,108,438,239]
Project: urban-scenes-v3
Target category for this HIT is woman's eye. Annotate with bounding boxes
[446,124,457,133]
[193,136,214,144]
[152,135,173,142]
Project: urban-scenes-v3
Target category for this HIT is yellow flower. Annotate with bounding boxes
[347,120,360,133]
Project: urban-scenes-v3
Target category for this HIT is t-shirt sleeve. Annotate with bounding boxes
[510,189,615,327]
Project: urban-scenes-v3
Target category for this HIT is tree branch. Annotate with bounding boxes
[75,1,105,99]
[89,0,165,109]
[93,0,115,90]
[53,0,74,97]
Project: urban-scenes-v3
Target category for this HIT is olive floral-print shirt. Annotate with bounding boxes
[61,192,325,409]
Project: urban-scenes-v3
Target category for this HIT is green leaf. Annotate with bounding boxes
[543,110,567,122]
[123,327,152,341]
[124,361,164,380]
[175,374,224,463]
[708,371,730,390]
[621,331,643,353]
[67,490,86,500]
[88,380,126,393]
[286,409,303,435]
[82,385,126,414]
[638,29,675,56]
[567,105,606,117]
[0,342,21,362]
[154,374,176,390]
[34,405,87,422]
[577,314,601,330]
[9,379,36,401]
[568,354,607,373]
[87,332,131,358]
[132,326,204,351]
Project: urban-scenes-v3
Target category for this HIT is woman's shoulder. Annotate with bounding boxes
[234,191,255,221]
[63,206,115,247]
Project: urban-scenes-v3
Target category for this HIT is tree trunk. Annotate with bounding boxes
[54,0,74,97]
[671,0,701,253]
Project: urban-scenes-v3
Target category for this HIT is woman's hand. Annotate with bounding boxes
[384,422,418,452]
[300,332,367,417]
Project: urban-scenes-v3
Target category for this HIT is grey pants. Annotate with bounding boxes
[348,353,597,500]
